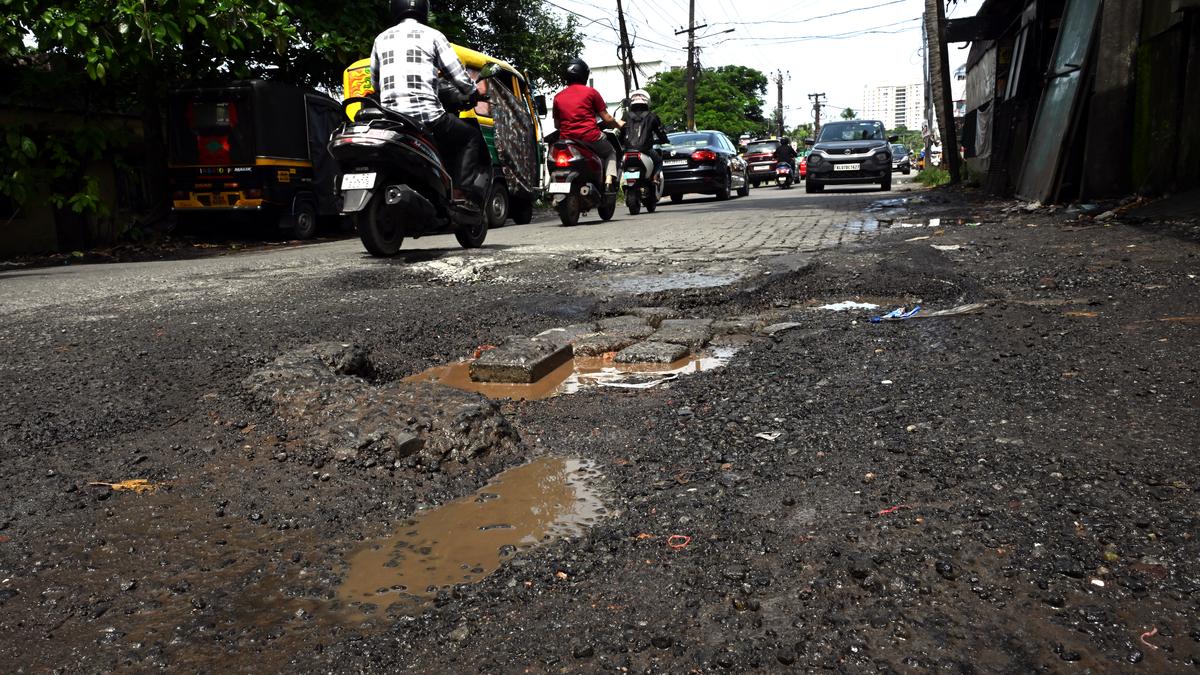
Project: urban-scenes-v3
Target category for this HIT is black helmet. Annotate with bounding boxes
[564,58,590,85]
[391,0,429,23]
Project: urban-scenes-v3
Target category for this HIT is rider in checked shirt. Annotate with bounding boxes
[372,0,490,203]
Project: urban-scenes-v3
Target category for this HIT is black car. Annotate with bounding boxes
[804,120,898,193]
[661,131,750,202]
[891,143,912,175]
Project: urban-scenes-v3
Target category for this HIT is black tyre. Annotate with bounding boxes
[645,186,658,213]
[752,179,760,188]
[881,175,892,191]
[285,202,319,239]
[510,196,534,224]
[357,197,403,257]
[485,181,509,228]
[737,171,750,197]
[455,213,488,248]
[670,193,683,203]
[557,193,581,226]
[805,179,824,194]
[598,193,617,221]
[715,171,731,201]
[627,188,641,215]
[903,167,911,175]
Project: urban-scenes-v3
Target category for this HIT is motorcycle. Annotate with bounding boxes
[621,150,663,215]
[545,129,621,226]
[328,67,500,257]
[775,162,794,189]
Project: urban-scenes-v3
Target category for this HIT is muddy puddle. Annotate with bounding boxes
[338,457,604,605]
[407,347,737,401]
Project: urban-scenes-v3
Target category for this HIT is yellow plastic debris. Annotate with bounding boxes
[89,479,159,494]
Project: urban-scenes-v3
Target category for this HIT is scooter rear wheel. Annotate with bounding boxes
[557,193,581,227]
[627,188,641,216]
[598,193,617,221]
[645,185,658,213]
[357,197,403,257]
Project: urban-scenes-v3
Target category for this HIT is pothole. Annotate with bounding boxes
[607,271,744,293]
[407,348,738,400]
[338,457,604,606]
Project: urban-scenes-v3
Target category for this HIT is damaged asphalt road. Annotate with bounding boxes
[1,185,1198,672]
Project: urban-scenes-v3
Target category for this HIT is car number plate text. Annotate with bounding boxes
[547,182,571,194]
[833,163,859,172]
[341,172,376,190]
[664,159,687,166]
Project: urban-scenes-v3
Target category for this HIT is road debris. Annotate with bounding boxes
[870,306,922,322]
[872,303,988,322]
[1139,627,1159,649]
[666,535,692,550]
[814,301,880,311]
[877,505,912,516]
[88,479,159,494]
[754,432,782,441]
[931,244,963,251]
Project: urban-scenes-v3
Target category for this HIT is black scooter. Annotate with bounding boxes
[621,149,663,215]
[329,69,498,257]
[545,129,621,226]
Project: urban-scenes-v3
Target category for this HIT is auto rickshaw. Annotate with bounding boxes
[167,80,344,238]
[341,44,547,228]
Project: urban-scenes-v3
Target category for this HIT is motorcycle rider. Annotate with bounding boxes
[371,0,489,203]
[620,88,669,183]
[774,136,799,173]
[553,58,623,191]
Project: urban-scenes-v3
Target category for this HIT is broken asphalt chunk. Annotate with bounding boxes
[613,341,689,364]
[469,337,573,384]
[648,318,714,347]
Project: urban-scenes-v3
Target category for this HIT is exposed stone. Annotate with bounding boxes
[613,341,689,364]
[572,333,637,357]
[713,316,762,335]
[534,323,597,349]
[469,338,573,384]
[627,307,679,327]
[760,321,803,336]
[649,318,714,347]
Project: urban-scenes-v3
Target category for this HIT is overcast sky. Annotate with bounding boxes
[545,0,979,127]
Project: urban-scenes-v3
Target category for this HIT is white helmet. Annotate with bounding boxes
[629,89,651,107]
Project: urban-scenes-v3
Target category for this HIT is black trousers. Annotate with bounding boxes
[429,113,488,196]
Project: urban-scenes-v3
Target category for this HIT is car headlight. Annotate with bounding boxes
[875,152,889,162]
[808,153,822,164]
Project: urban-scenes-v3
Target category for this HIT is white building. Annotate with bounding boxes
[861,83,924,130]
[543,60,675,133]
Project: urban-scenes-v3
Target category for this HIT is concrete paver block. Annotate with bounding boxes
[613,341,689,364]
[649,318,714,347]
[573,333,637,357]
[469,338,573,383]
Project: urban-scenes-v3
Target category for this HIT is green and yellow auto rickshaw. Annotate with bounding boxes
[342,44,547,227]
[167,80,345,238]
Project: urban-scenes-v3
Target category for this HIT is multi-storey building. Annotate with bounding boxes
[861,83,925,130]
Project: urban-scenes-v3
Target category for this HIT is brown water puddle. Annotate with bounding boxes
[338,457,604,604]
[406,348,736,401]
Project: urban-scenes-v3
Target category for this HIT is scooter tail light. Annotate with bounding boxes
[691,149,718,162]
[551,146,576,167]
[623,151,642,161]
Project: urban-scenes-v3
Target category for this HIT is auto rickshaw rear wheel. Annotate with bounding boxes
[282,202,318,240]
[510,197,534,225]
[486,181,509,228]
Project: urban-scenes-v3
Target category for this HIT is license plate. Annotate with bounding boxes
[664,159,687,167]
[754,163,771,169]
[623,171,640,181]
[547,182,571,194]
[834,163,859,172]
[341,172,376,189]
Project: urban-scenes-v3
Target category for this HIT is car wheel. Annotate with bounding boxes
[670,194,683,203]
[737,171,750,197]
[903,167,911,175]
[805,179,823,194]
[881,175,892,191]
[715,171,731,201]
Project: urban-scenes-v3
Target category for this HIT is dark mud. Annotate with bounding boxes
[1,191,1198,672]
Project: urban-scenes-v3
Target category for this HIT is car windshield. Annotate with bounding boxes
[664,132,714,149]
[745,141,778,154]
[817,121,886,142]
[891,144,908,155]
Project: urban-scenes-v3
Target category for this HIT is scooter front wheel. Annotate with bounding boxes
[557,193,581,227]
[357,197,404,257]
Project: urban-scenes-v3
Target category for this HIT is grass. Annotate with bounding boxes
[915,166,952,186]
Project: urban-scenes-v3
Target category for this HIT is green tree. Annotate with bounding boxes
[840,107,857,120]
[644,65,769,139]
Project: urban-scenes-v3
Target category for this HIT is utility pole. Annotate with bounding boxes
[774,70,788,138]
[809,92,826,136]
[616,0,633,100]
[924,0,961,182]
[675,0,705,132]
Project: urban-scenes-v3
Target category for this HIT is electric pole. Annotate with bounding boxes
[809,92,826,136]
[924,0,961,182]
[774,70,789,138]
[616,0,633,100]
[675,0,705,132]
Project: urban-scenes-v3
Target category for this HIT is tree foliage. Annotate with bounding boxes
[840,107,857,120]
[644,65,769,139]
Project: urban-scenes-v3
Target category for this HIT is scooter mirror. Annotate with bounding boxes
[533,94,548,118]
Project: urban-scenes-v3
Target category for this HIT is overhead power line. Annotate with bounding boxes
[711,0,908,26]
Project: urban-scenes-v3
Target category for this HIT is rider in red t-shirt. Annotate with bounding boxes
[552,58,624,191]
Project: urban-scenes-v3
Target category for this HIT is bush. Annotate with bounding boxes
[916,166,951,186]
